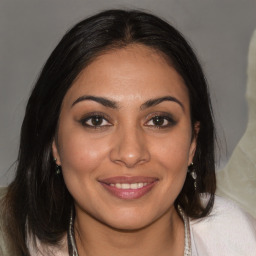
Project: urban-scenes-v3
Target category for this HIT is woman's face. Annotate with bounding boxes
[53,45,198,230]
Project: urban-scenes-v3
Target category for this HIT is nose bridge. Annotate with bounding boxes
[110,123,150,167]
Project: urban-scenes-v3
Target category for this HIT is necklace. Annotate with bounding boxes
[67,205,191,256]
[68,208,78,256]
[178,205,192,256]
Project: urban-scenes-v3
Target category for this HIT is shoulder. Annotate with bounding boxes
[0,187,20,256]
[0,187,68,256]
[190,195,256,256]
[0,186,7,199]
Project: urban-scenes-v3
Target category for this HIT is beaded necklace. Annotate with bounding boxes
[67,206,191,256]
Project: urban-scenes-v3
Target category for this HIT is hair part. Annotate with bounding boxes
[3,9,216,255]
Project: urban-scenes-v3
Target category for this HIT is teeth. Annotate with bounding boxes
[138,183,144,188]
[121,183,130,189]
[116,183,122,188]
[109,182,149,189]
[130,183,138,189]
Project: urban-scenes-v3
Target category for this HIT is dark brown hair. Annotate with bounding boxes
[3,9,216,255]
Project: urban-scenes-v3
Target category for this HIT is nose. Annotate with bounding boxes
[110,126,150,168]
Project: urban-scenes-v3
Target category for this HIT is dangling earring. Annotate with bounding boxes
[188,162,197,190]
[54,158,61,175]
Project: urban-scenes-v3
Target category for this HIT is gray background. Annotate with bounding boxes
[1,0,256,186]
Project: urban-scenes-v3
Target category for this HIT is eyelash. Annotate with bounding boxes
[79,112,176,129]
[79,112,112,129]
[145,113,177,129]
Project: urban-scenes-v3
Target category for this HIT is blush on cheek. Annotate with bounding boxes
[60,141,109,179]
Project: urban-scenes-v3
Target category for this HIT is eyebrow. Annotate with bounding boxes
[71,95,118,109]
[140,96,184,111]
[71,95,184,111]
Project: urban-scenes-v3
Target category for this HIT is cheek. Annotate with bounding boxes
[57,129,111,204]
[57,125,110,177]
[151,129,192,168]
[149,129,191,191]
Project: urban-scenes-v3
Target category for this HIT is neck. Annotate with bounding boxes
[73,206,185,256]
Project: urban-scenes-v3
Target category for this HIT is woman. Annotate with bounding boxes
[0,9,255,256]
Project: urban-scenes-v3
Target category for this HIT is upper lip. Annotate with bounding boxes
[99,176,159,184]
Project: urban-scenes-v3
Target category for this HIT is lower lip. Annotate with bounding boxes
[100,182,157,199]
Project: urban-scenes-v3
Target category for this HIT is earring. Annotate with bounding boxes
[54,158,61,175]
[188,162,197,190]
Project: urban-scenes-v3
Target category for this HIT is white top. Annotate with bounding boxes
[216,29,256,218]
[190,196,256,255]
[27,196,256,256]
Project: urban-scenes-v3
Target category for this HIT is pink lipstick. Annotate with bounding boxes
[99,176,158,199]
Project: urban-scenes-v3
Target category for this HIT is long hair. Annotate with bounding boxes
[2,9,216,255]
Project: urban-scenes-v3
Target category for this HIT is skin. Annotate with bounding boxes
[52,44,199,256]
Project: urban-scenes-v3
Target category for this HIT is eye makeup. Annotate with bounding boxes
[78,112,112,129]
[144,112,177,129]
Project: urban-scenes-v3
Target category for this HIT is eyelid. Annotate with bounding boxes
[144,112,177,128]
[79,112,113,128]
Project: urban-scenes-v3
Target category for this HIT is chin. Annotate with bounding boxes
[105,218,152,232]
[98,208,161,231]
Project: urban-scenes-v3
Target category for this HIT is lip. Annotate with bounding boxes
[99,176,159,200]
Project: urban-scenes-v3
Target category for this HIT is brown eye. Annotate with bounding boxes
[91,116,104,126]
[81,114,111,128]
[152,116,165,126]
[145,114,176,128]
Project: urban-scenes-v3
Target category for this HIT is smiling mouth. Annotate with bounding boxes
[99,176,159,199]
[109,182,149,189]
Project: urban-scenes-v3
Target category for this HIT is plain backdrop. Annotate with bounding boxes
[0,0,256,185]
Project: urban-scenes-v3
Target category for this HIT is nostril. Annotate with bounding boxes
[109,128,150,167]
[109,143,150,167]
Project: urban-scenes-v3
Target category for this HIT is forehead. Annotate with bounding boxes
[63,44,189,109]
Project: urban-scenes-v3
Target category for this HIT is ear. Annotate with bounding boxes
[52,139,61,166]
[188,121,200,165]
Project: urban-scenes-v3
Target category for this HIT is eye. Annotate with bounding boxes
[145,114,176,128]
[80,114,112,128]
